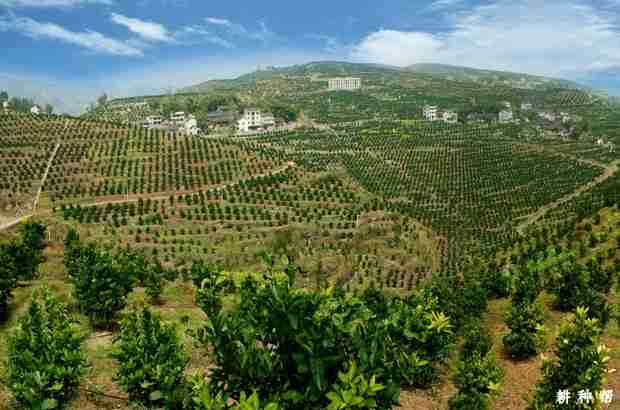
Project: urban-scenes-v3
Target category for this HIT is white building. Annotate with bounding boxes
[328,77,361,91]
[521,102,533,110]
[143,115,163,128]
[262,112,275,128]
[442,111,458,124]
[596,138,605,146]
[184,117,199,136]
[503,101,512,109]
[423,105,438,121]
[2,101,8,111]
[30,105,41,115]
[237,108,263,132]
[499,110,513,123]
[170,111,186,125]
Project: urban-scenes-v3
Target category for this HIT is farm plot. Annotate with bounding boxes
[57,164,443,292]
[242,120,605,267]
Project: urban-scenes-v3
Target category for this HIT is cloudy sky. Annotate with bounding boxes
[1,0,620,113]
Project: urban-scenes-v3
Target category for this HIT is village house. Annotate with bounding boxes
[498,110,513,123]
[184,116,199,136]
[30,105,41,115]
[170,111,186,125]
[423,105,438,121]
[521,102,533,110]
[207,106,236,128]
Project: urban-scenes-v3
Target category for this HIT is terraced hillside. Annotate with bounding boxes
[241,120,616,269]
[0,112,442,288]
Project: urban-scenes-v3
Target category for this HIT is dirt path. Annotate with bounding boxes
[33,142,60,210]
[516,159,619,235]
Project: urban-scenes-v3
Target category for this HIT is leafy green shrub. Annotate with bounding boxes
[548,256,611,327]
[531,307,611,409]
[112,308,189,408]
[503,301,546,359]
[6,289,87,409]
[326,361,385,410]
[144,263,165,304]
[194,270,453,408]
[461,321,493,360]
[0,242,19,321]
[186,373,280,410]
[65,242,133,328]
[448,351,503,410]
[503,266,546,359]
[15,221,47,280]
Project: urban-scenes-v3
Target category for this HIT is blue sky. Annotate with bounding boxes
[1,0,620,113]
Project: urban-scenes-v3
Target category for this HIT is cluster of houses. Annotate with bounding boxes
[422,105,458,124]
[142,111,199,136]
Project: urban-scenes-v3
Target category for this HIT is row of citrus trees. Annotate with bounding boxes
[1,223,617,409]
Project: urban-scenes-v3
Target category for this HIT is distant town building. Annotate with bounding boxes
[184,116,199,136]
[521,102,533,110]
[170,111,186,125]
[30,105,41,115]
[262,112,275,127]
[442,111,458,124]
[237,108,262,132]
[328,77,361,91]
[207,106,235,126]
[498,110,513,123]
[143,115,163,128]
[423,105,438,121]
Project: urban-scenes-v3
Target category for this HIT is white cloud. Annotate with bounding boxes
[0,14,143,56]
[351,0,620,78]
[429,0,464,9]
[176,25,233,48]
[110,13,171,42]
[205,17,275,43]
[206,17,231,26]
[0,0,112,7]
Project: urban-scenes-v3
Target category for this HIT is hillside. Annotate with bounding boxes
[406,63,589,91]
[1,62,619,410]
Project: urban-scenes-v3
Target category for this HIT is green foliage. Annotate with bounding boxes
[547,254,611,326]
[503,301,546,359]
[461,321,493,360]
[326,361,385,410]
[0,242,19,321]
[531,307,611,409]
[6,289,86,410]
[112,308,189,408]
[65,241,134,328]
[425,272,487,331]
[0,223,47,321]
[448,351,503,410]
[144,261,166,304]
[194,271,453,408]
[186,374,281,410]
[503,266,546,359]
[192,260,232,317]
[13,221,47,281]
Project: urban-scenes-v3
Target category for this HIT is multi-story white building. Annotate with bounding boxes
[184,117,199,136]
[262,112,275,128]
[423,105,438,121]
[142,115,163,128]
[237,108,263,132]
[170,111,186,125]
[31,105,41,115]
[499,110,513,123]
[328,77,361,91]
